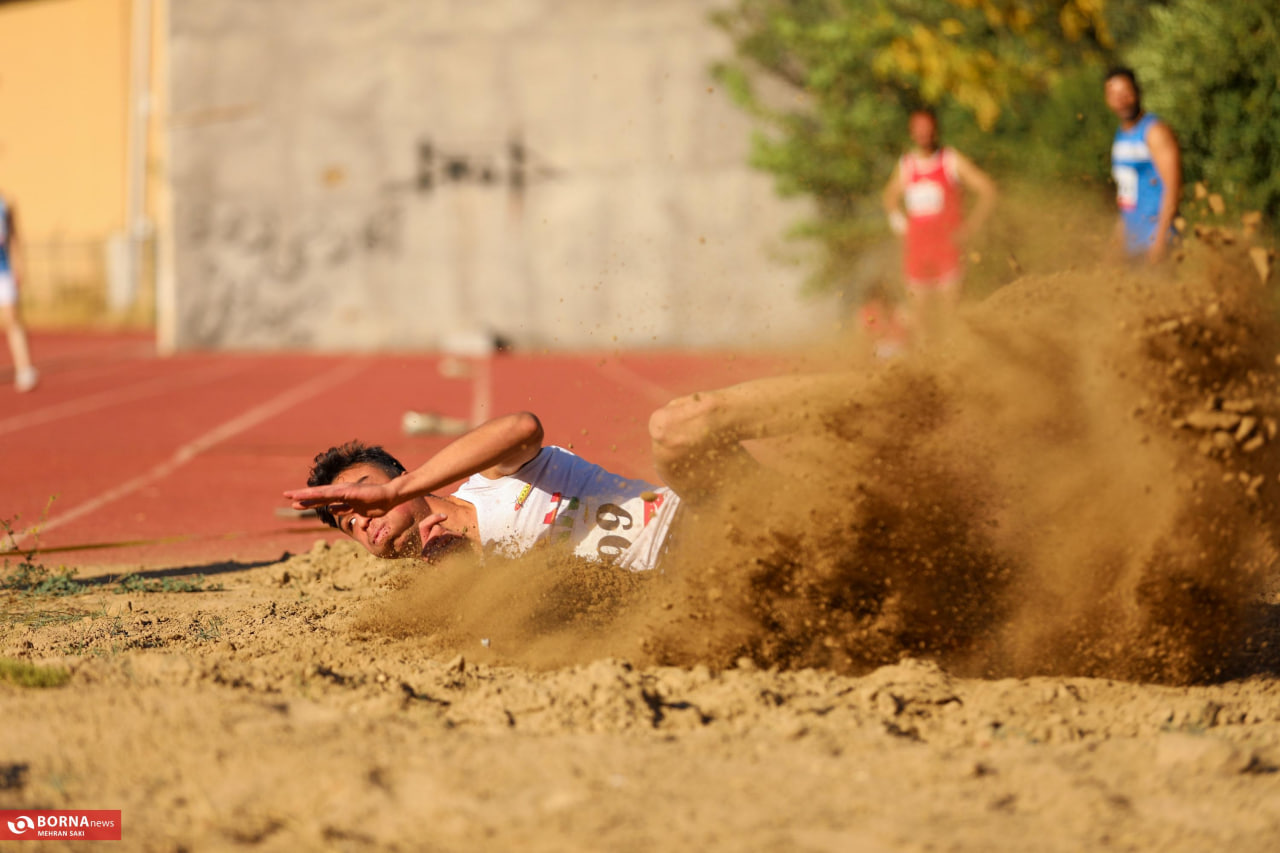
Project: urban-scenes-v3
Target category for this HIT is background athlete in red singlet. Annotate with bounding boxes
[881,109,996,345]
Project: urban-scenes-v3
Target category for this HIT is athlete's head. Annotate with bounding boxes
[307,441,407,528]
[908,109,939,153]
[1104,67,1142,123]
[303,441,472,561]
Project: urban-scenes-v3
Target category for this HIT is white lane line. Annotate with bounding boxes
[9,360,366,549]
[592,358,678,406]
[0,339,155,383]
[0,363,247,438]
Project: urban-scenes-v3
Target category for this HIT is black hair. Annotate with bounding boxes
[909,106,938,123]
[306,441,407,528]
[1105,66,1141,97]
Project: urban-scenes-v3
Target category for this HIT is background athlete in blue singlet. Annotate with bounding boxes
[1105,67,1182,265]
[0,192,38,392]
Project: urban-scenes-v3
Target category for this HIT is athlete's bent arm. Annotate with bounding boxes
[953,153,997,245]
[5,204,23,288]
[882,164,907,236]
[1146,121,1182,263]
[285,412,544,517]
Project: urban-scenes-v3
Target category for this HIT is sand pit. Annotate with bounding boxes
[3,248,1280,850]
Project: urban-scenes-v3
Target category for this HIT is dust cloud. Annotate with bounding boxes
[370,245,1280,685]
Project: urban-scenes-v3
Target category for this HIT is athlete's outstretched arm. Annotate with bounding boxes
[285,412,544,517]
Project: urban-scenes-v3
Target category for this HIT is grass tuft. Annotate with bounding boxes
[0,658,71,688]
[113,574,223,594]
[2,504,85,598]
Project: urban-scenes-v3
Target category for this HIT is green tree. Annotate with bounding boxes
[1128,0,1280,220]
[712,0,1158,291]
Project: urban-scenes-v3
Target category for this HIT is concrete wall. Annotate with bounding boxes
[166,0,836,351]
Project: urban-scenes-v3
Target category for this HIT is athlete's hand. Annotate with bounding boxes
[284,481,400,518]
[1146,233,1170,265]
[420,517,470,563]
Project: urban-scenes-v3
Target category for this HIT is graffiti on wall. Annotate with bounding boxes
[411,135,559,201]
[179,194,406,346]
[178,134,559,346]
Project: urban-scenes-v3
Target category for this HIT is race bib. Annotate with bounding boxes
[1113,165,1138,211]
[904,180,945,216]
[543,491,665,562]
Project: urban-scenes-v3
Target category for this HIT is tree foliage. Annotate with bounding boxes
[710,0,1195,291]
[714,0,1115,191]
[1128,0,1280,219]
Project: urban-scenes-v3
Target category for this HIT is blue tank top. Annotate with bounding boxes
[0,195,10,274]
[1112,113,1170,255]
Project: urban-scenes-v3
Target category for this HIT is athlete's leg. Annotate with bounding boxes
[2,306,32,366]
[649,373,853,501]
[1,297,37,391]
[905,261,963,348]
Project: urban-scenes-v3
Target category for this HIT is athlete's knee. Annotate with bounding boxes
[649,392,718,467]
[648,397,689,462]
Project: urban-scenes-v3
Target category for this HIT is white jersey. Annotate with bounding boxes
[451,446,681,572]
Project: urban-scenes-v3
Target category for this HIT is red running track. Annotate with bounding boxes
[0,332,781,571]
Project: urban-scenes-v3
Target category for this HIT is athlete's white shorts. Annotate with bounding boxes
[0,271,15,307]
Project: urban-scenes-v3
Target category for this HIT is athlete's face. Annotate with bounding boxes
[329,463,424,559]
[908,113,938,152]
[1105,76,1141,123]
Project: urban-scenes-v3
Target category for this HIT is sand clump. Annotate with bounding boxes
[633,249,1280,685]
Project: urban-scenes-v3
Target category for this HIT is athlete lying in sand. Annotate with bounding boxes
[284,374,850,568]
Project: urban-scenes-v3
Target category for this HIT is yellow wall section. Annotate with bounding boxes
[0,0,130,241]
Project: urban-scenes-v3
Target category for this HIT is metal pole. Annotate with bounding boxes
[122,0,153,312]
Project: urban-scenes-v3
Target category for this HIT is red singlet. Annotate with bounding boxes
[901,148,963,290]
